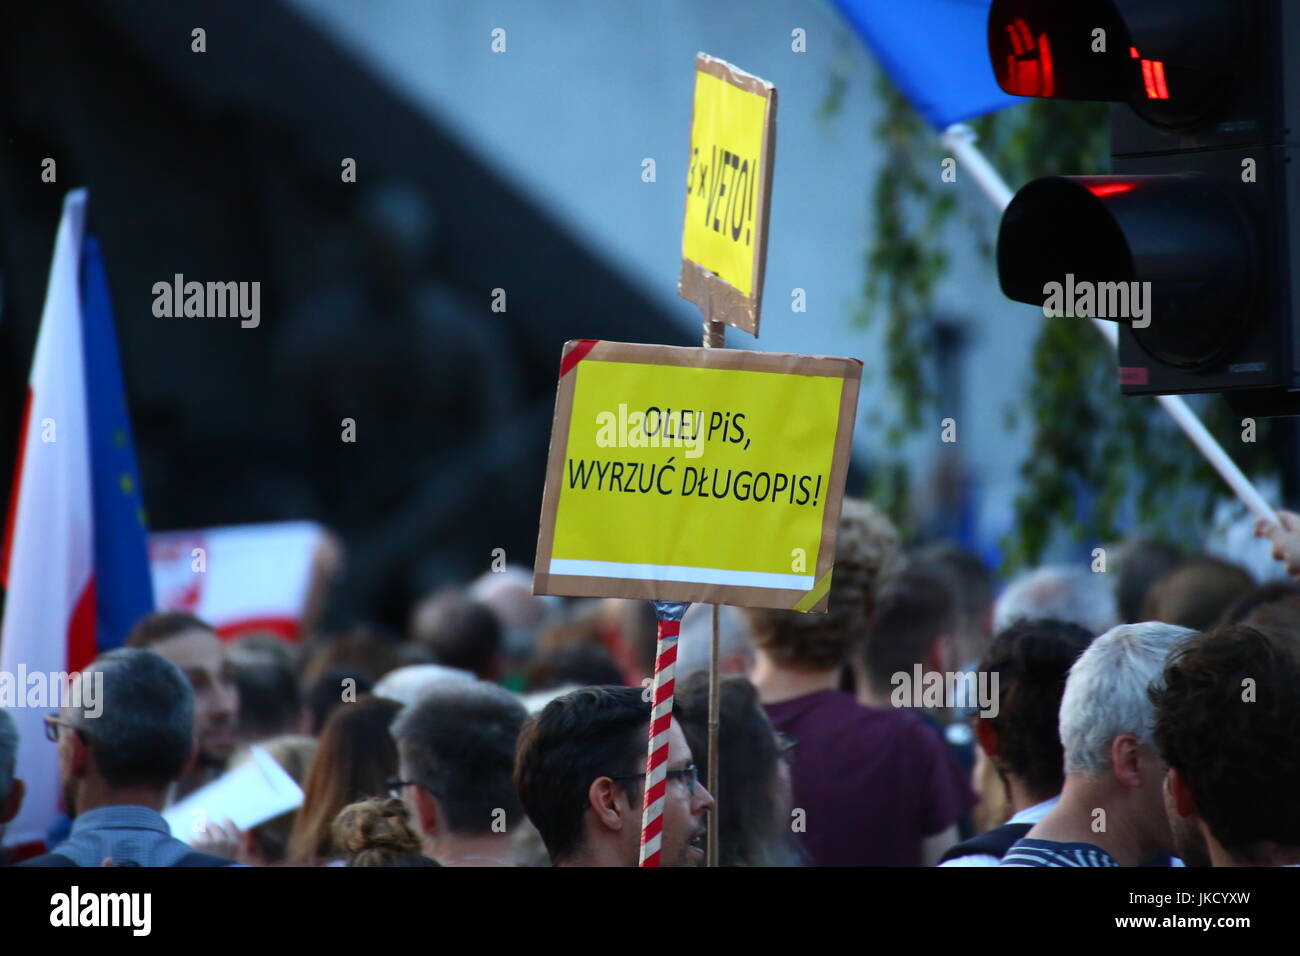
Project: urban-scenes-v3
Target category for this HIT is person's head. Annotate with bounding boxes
[1237,596,1300,646]
[676,673,798,866]
[1150,625,1300,867]
[994,565,1119,637]
[298,627,404,691]
[1141,556,1255,631]
[1058,622,1195,854]
[1217,580,1300,627]
[744,497,900,674]
[332,797,440,867]
[974,619,1094,805]
[910,543,996,666]
[1114,539,1183,624]
[127,611,238,770]
[0,710,24,834]
[409,591,503,681]
[56,649,194,816]
[515,686,713,867]
[470,564,557,663]
[372,663,475,709]
[598,599,660,681]
[390,681,527,847]
[470,565,549,630]
[676,604,755,681]
[287,695,402,862]
[301,669,373,736]
[524,644,626,693]
[229,636,301,744]
[230,735,317,865]
[856,564,957,701]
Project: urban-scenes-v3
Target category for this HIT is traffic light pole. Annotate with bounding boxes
[943,123,1280,526]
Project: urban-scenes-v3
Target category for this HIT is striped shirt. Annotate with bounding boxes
[1000,837,1120,867]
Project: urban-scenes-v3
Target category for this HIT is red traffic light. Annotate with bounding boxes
[988,0,1252,130]
[998,175,1258,371]
[989,1,1134,101]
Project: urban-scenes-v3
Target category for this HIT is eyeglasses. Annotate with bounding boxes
[775,732,799,762]
[608,764,700,796]
[43,715,82,743]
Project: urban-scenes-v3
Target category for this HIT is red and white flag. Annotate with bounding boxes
[0,191,97,847]
[149,521,327,641]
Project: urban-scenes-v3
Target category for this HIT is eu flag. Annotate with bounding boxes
[80,233,155,650]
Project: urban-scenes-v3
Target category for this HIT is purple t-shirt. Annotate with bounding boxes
[764,690,976,866]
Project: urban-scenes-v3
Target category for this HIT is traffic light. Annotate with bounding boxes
[988,1,1300,416]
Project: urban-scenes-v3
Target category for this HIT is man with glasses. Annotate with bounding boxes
[388,680,527,866]
[21,649,231,866]
[515,685,714,867]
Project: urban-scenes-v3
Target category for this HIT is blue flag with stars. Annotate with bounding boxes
[80,234,155,650]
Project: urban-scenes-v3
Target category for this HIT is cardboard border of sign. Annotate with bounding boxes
[533,340,860,613]
[678,53,778,338]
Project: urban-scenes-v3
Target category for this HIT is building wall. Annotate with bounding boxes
[289,0,1040,555]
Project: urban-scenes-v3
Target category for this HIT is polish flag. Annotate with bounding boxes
[1,190,153,848]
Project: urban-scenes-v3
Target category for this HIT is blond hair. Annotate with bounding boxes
[332,797,428,867]
[745,498,901,670]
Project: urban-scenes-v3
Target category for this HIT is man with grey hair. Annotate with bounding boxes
[0,710,25,855]
[1001,622,1194,867]
[994,564,1119,637]
[389,680,527,866]
[676,604,754,680]
[20,649,231,867]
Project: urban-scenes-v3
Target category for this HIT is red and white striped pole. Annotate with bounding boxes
[638,600,689,866]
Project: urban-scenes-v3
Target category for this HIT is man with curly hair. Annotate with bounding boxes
[1149,624,1300,867]
[745,498,975,866]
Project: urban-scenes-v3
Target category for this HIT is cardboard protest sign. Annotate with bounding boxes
[679,53,777,337]
[534,340,859,612]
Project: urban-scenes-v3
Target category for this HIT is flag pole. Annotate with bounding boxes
[702,298,723,869]
[637,297,727,869]
[941,123,1279,526]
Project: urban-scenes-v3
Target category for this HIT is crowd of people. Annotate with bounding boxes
[2,498,1299,868]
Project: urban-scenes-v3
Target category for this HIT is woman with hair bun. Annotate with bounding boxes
[332,797,441,867]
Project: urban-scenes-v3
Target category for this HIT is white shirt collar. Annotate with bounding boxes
[1006,794,1060,826]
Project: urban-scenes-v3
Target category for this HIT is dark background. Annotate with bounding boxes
[0,0,692,630]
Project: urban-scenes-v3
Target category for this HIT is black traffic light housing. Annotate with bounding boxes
[989,0,1300,416]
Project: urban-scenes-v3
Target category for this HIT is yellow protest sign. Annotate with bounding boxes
[679,53,777,337]
[534,340,859,612]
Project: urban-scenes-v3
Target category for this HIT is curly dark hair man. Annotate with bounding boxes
[1149,624,1300,867]
[940,618,1093,866]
